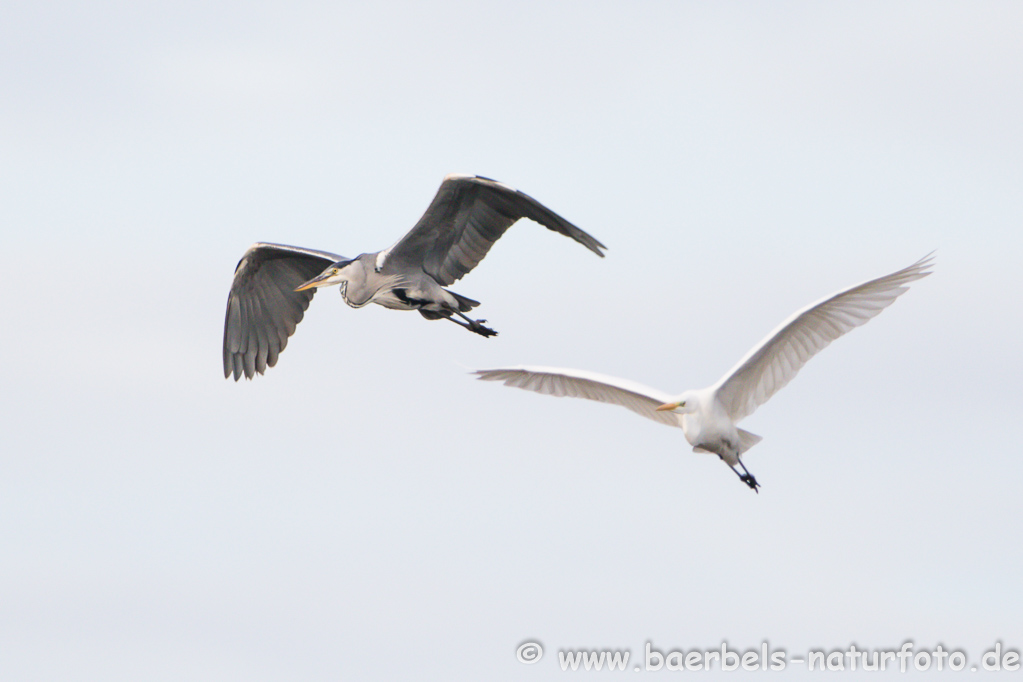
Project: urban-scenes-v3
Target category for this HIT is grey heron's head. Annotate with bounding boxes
[294,259,356,292]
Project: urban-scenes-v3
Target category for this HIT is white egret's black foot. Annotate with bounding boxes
[729,460,761,493]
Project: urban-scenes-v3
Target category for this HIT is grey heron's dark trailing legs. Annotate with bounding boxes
[222,174,606,380]
[449,310,497,337]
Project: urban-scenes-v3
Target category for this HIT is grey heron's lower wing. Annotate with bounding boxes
[223,243,345,380]
[381,174,606,286]
[474,366,680,429]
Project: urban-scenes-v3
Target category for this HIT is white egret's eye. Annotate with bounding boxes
[680,401,686,407]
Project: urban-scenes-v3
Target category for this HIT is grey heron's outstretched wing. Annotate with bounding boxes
[223,242,345,380]
[474,366,681,428]
[380,174,606,286]
[712,253,934,423]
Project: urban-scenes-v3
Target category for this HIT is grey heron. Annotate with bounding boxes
[223,174,606,380]
[475,254,933,491]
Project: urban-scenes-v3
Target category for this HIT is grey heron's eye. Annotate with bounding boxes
[332,268,340,275]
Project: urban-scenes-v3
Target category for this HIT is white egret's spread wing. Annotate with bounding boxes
[380,174,606,286]
[223,243,345,380]
[713,253,934,422]
[474,366,681,428]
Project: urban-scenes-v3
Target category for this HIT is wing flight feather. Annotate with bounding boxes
[381,175,605,285]
[713,253,934,422]
[222,242,345,380]
[474,366,681,428]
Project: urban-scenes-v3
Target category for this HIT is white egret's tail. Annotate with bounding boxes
[738,429,762,454]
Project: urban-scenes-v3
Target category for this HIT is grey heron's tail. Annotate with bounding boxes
[447,290,480,312]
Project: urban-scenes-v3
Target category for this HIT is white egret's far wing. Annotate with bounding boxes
[713,253,934,422]
[380,174,606,286]
[474,366,681,428]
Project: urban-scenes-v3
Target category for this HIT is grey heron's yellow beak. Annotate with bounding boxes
[294,273,331,292]
[655,401,682,412]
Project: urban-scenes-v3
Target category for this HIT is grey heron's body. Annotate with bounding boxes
[223,174,606,380]
[337,253,467,312]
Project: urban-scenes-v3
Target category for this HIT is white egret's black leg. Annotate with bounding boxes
[720,455,759,493]
[734,460,760,493]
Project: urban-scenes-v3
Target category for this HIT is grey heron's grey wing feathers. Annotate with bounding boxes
[474,366,681,428]
[223,243,345,380]
[713,253,934,422]
[382,175,606,286]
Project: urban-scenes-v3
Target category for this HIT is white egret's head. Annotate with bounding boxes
[655,394,696,414]
[294,259,355,292]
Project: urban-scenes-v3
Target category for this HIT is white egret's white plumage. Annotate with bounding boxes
[475,254,934,491]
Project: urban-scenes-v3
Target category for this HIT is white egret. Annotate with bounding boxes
[475,254,933,491]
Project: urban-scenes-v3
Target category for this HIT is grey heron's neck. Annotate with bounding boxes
[340,260,405,308]
[338,281,358,308]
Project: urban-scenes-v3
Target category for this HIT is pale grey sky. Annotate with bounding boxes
[1,1,1021,679]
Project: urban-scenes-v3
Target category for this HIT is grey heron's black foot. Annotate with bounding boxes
[452,310,498,337]
[467,319,497,337]
[443,312,499,337]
